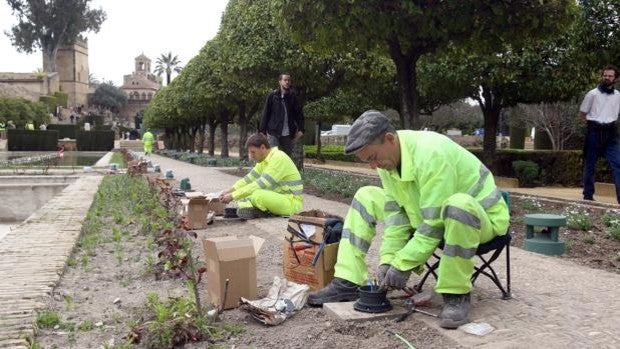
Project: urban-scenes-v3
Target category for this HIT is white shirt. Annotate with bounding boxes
[580,87,620,124]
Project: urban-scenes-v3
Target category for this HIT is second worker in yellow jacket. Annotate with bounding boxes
[219,133,303,219]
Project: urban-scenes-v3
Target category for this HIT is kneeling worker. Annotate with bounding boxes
[219,133,303,219]
[308,110,509,328]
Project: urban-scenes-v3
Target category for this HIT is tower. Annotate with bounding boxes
[43,37,89,107]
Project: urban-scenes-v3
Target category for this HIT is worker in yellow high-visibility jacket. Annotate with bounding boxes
[142,129,155,155]
[308,110,509,329]
[219,133,303,219]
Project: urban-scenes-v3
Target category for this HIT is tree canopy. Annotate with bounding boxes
[6,0,106,72]
[90,83,127,114]
[275,0,575,129]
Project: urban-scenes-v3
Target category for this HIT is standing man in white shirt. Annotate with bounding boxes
[580,64,620,203]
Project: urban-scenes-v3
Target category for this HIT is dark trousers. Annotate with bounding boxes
[267,134,294,156]
[582,120,620,202]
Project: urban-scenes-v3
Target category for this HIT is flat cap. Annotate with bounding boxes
[344,110,391,154]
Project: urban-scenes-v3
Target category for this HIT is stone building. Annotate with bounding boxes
[119,54,161,125]
[0,73,60,101]
[42,38,89,106]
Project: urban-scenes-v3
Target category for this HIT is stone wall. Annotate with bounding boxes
[0,178,77,221]
[0,73,60,100]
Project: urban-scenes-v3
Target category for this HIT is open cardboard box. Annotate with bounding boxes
[282,210,342,290]
[203,235,265,309]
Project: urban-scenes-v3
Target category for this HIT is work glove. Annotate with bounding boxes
[380,266,412,290]
[376,264,391,284]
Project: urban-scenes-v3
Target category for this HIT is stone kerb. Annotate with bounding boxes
[0,175,102,348]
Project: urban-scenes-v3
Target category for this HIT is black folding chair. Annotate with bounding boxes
[414,192,512,300]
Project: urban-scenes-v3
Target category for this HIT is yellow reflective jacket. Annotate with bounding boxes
[232,147,303,202]
[142,131,154,143]
[378,130,509,273]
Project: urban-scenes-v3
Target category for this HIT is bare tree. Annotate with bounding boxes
[518,101,581,150]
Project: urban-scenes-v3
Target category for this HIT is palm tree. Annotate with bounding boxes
[154,52,183,85]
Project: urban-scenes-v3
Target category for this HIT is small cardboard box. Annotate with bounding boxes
[282,210,341,290]
[186,198,211,229]
[185,198,226,229]
[203,235,264,309]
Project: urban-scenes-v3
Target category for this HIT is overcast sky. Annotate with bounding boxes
[0,0,229,86]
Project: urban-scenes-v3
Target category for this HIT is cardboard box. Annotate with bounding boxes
[203,235,264,309]
[185,198,226,229]
[283,210,342,290]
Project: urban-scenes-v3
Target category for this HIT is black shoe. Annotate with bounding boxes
[307,278,359,306]
[237,207,270,219]
[583,196,595,201]
[439,293,471,329]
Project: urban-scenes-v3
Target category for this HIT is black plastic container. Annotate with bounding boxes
[224,207,238,218]
[353,285,392,313]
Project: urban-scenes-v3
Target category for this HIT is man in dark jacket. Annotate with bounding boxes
[260,73,304,156]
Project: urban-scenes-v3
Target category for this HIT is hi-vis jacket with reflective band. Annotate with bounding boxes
[378,130,509,273]
[142,132,154,143]
[232,147,303,201]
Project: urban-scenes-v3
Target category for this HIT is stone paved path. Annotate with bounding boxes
[2,152,618,348]
[148,154,620,348]
[0,176,102,348]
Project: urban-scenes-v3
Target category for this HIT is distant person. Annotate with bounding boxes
[129,129,140,140]
[39,123,47,130]
[0,121,5,139]
[26,121,34,130]
[70,114,75,124]
[259,73,304,156]
[142,129,155,155]
[7,120,16,129]
[579,64,620,203]
[218,133,303,219]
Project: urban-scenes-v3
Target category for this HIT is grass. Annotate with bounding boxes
[78,320,94,331]
[36,310,60,328]
[109,151,126,168]
[303,167,380,199]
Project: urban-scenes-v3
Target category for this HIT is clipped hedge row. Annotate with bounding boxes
[76,130,114,151]
[53,92,68,108]
[304,145,358,162]
[47,124,77,139]
[38,95,57,113]
[304,145,613,186]
[7,129,59,151]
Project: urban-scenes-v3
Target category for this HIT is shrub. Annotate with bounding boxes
[76,130,114,151]
[7,129,59,151]
[565,208,592,231]
[512,160,539,187]
[38,95,57,113]
[509,127,526,149]
[53,91,68,107]
[47,124,77,139]
[36,310,60,328]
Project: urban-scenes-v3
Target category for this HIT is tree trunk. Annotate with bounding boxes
[316,120,324,162]
[42,45,59,72]
[238,103,248,160]
[388,38,420,129]
[475,85,503,169]
[189,127,197,152]
[220,110,230,158]
[197,119,206,154]
[208,119,218,156]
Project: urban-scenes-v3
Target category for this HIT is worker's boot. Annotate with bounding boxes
[237,207,271,219]
[307,278,359,305]
[439,293,471,329]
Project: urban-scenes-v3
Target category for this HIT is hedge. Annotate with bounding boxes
[38,96,57,113]
[7,129,59,151]
[47,124,77,139]
[53,92,68,108]
[76,130,114,151]
[304,145,614,186]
